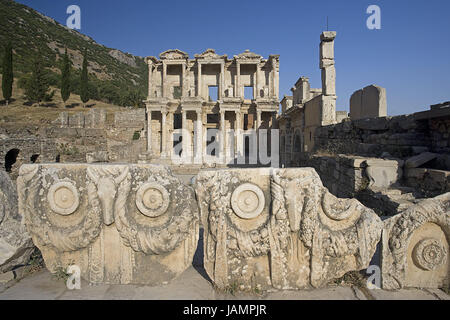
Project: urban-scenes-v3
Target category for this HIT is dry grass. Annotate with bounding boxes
[0,76,128,125]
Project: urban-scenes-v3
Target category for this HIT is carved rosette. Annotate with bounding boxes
[114,166,198,255]
[382,193,450,290]
[18,165,103,252]
[413,238,447,271]
[47,181,80,216]
[135,182,170,218]
[231,183,265,220]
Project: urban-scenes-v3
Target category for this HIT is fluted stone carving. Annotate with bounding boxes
[0,171,34,272]
[194,167,383,290]
[17,163,199,285]
[382,192,449,289]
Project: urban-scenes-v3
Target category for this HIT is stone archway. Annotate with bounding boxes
[5,149,20,172]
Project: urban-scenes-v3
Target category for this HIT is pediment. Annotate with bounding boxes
[159,49,189,60]
[234,49,262,60]
[195,49,227,60]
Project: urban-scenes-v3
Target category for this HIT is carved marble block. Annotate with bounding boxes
[0,171,34,272]
[194,167,383,290]
[17,163,199,285]
[382,192,449,289]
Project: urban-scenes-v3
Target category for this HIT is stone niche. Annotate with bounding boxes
[194,167,383,290]
[17,163,199,285]
[382,192,450,289]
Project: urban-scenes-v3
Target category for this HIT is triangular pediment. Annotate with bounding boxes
[234,49,262,60]
[159,49,189,60]
[195,49,227,60]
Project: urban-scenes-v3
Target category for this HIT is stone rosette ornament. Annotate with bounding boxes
[195,167,383,290]
[382,192,449,289]
[18,163,199,285]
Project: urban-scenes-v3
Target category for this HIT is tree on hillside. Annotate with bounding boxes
[80,50,89,107]
[1,42,13,106]
[23,55,53,106]
[60,48,71,105]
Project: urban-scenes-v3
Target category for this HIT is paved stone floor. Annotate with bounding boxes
[0,267,448,300]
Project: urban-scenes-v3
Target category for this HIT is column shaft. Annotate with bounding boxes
[147,109,152,153]
[161,111,167,157]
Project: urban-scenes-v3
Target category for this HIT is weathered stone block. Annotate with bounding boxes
[86,151,109,163]
[0,171,34,273]
[17,163,199,285]
[195,168,382,290]
[350,85,387,120]
[321,66,336,96]
[364,158,403,189]
[382,193,450,289]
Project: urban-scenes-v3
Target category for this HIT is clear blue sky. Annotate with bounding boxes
[16,0,450,115]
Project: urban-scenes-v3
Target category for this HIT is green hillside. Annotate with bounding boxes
[0,0,148,106]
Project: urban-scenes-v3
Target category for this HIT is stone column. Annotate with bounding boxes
[147,109,152,153]
[181,62,186,98]
[271,57,280,100]
[235,111,243,158]
[219,62,225,99]
[256,110,262,130]
[162,62,167,98]
[147,61,153,99]
[182,110,188,160]
[195,110,203,163]
[235,62,240,98]
[255,64,259,99]
[161,110,168,157]
[197,62,202,98]
[220,110,226,161]
[320,31,337,125]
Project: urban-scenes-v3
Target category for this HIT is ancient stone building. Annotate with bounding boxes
[143,49,280,165]
[278,32,345,167]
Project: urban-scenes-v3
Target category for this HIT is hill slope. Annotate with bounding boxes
[0,0,148,105]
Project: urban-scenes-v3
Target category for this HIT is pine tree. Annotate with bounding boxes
[80,50,89,107]
[25,56,50,106]
[1,42,13,106]
[60,48,71,104]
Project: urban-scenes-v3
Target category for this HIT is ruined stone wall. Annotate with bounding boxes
[314,111,450,160]
[0,109,148,178]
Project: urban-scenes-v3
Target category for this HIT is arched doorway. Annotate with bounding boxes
[5,149,20,172]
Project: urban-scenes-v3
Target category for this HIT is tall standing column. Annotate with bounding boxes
[197,63,202,98]
[161,110,168,158]
[235,111,242,158]
[147,61,153,99]
[220,110,226,162]
[219,62,225,99]
[255,64,259,99]
[181,62,186,98]
[320,31,337,125]
[235,62,240,98]
[195,110,203,164]
[182,110,188,160]
[147,109,152,153]
[162,62,167,98]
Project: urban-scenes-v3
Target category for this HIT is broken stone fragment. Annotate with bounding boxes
[381,192,450,289]
[17,163,199,285]
[195,167,383,290]
[405,152,438,168]
[0,171,34,273]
